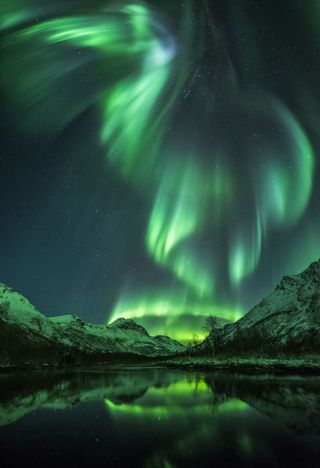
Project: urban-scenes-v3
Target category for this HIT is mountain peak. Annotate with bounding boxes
[301,259,320,278]
[200,258,320,357]
[109,318,149,336]
[0,284,185,364]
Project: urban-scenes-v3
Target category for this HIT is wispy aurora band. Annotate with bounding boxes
[0,1,316,336]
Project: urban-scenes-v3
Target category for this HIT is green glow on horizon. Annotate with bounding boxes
[105,397,247,418]
[109,290,243,341]
[105,379,248,418]
[110,294,243,321]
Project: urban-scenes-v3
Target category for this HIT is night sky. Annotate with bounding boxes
[1,0,320,341]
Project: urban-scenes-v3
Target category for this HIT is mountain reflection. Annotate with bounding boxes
[1,369,319,467]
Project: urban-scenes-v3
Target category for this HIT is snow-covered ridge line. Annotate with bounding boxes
[0,283,185,361]
[201,259,320,356]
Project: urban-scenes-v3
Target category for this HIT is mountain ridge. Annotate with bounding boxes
[201,259,320,356]
[0,283,185,367]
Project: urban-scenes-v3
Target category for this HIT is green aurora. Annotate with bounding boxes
[1,0,320,340]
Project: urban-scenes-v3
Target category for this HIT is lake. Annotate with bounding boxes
[0,368,319,467]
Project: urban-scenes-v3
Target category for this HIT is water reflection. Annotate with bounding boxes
[0,369,319,467]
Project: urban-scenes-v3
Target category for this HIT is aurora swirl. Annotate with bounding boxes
[1,0,319,340]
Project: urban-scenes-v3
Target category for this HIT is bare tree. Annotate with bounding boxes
[202,315,219,358]
[191,333,201,347]
[185,333,202,358]
[185,342,192,358]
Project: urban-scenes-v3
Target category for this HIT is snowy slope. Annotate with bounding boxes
[0,283,74,346]
[49,315,185,356]
[204,260,320,356]
[0,284,185,364]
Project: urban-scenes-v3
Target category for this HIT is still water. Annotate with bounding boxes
[1,369,319,467]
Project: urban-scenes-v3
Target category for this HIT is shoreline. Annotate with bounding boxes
[161,356,320,374]
[1,356,320,375]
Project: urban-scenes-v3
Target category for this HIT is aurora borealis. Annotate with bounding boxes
[1,0,320,341]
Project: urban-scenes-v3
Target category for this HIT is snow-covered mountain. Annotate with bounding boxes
[204,260,320,356]
[0,283,185,366]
